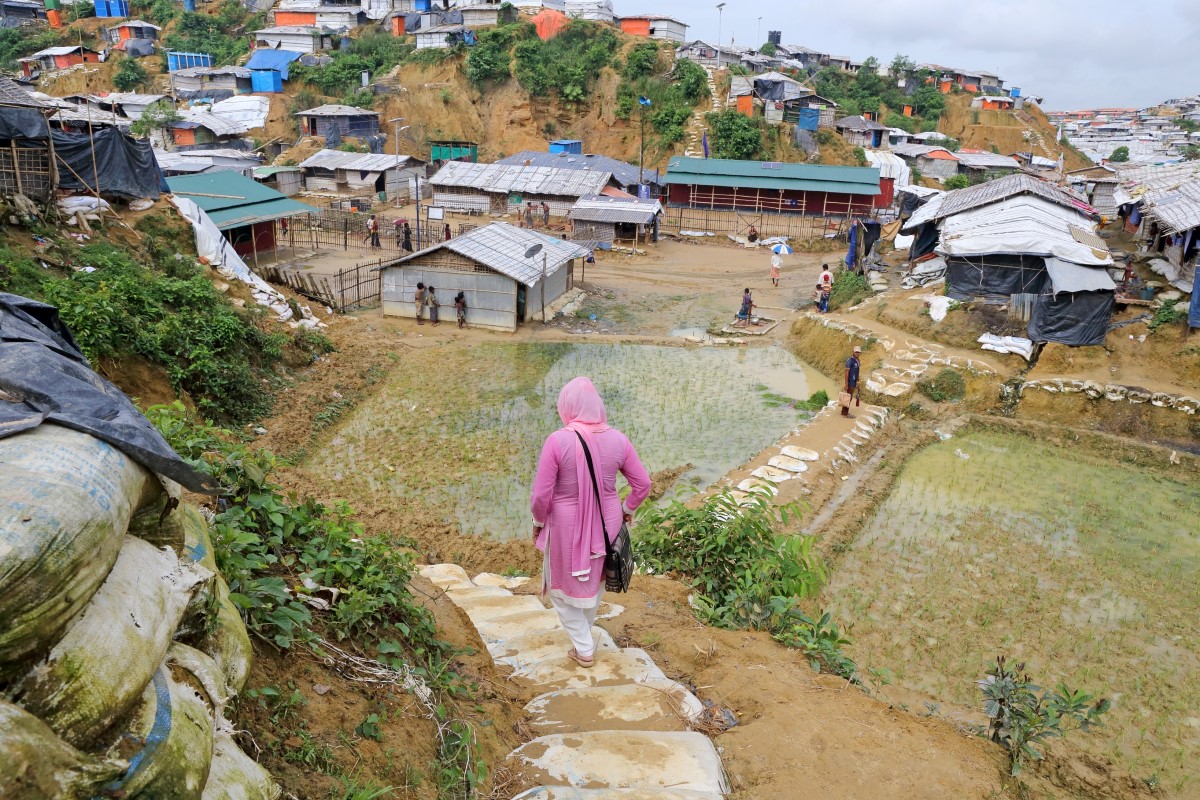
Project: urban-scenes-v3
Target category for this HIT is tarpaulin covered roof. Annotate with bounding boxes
[954,151,1022,171]
[245,48,303,79]
[496,149,656,188]
[53,127,166,199]
[570,194,662,224]
[905,173,1094,229]
[26,45,96,59]
[863,151,911,186]
[751,71,812,102]
[663,157,881,195]
[293,103,376,117]
[173,109,249,137]
[892,143,958,159]
[431,161,614,197]
[299,148,420,171]
[167,172,316,229]
[936,196,1112,266]
[1044,258,1116,294]
[386,222,588,285]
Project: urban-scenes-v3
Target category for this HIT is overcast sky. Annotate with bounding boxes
[637,0,1198,110]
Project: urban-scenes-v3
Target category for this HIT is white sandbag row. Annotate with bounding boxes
[0,425,276,800]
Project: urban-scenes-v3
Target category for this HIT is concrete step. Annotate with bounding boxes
[445,584,511,601]
[472,572,533,590]
[780,445,819,461]
[514,788,724,799]
[525,680,703,734]
[515,647,666,690]
[508,731,728,795]
[750,465,793,481]
[449,592,546,624]
[473,608,564,644]
[489,627,619,670]
[767,455,808,473]
[419,563,473,589]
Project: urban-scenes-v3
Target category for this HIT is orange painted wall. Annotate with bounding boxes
[620,19,651,36]
[939,80,952,94]
[925,150,958,161]
[173,127,196,146]
[737,95,754,116]
[274,11,316,25]
[392,16,404,35]
[118,27,132,41]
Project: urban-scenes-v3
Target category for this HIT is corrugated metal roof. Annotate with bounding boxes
[892,143,957,159]
[294,104,376,117]
[172,65,250,78]
[92,92,166,106]
[937,196,1112,266]
[253,165,302,177]
[0,75,47,108]
[27,45,93,58]
[1117,161,1200,234]
[166,172,316,229]
[914,173,1094,224]
[255,25,320,34]
[833,114,890,132]
[386,222,589,284]
[299,149,418,171]
[430,161,614,197]
[954,151,1022,170]
[620,13,685,24]
[663,157,881,195]
[115,19,162,29]
[570,194,662,224]
[495,149,655,188]
[174,110,249,136]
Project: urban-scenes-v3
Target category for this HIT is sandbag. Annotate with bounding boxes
[133,504,220,639]
[197,574,253,694]
[0,700,126,800]
[13,536,209,747]
[166,643,230,722]
[0,425,158,671]
[103,665,214,799]
[202,732,281,800]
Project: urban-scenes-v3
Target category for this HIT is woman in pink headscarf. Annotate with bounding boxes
[530,377,651,667]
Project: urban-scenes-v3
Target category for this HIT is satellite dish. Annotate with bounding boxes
[524,243,543,259]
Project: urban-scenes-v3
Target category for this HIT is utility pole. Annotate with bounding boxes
[541,251,547,322]
[757,16,762,47]
[388,117,408,208]
[715,3,725,70]
[638,96,651,189]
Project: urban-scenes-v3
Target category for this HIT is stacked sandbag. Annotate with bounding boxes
[0,425,279,800]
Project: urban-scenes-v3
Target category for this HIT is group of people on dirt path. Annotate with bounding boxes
[365,216,457,251]
[519,202,551,229]
[413,282,468,328]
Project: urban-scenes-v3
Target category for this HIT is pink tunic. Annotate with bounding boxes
[531,427,651,601]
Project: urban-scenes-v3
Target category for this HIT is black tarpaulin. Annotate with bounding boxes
[0,105,49,139]
[52,126,166,199]
[1027,290,1114,346]
[909,222,940,259]
[945,255,1049,300]
[123,38,155,58]
[0,293,218,492]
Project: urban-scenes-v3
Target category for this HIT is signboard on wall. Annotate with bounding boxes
[426,206,444,221]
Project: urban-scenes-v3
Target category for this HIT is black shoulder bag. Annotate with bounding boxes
[574,432,634,593]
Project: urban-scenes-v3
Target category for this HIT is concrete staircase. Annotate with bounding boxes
[420,565,729,799]
[683,66,721,158]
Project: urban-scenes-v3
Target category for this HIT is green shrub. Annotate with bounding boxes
[0,26,58,72]
[852,145,867,166]
[113,58,148,92]
[342,87,375,109]
[635,489,855,678]
[39,244,281,422]
[1109,145,1130,163]
[162,1,264,67]
[980,656,1110,775]
[465,22,527,85]
[672,58,709,103]
[704,110,763,160]
[622,41,659,81]
[513,19,619,99]
[944,173,970,190]
[143,0,179,25]
[828,269,871,310]
[1149,299,1186,332]
[916,367,966,402]
[291,30,413,96]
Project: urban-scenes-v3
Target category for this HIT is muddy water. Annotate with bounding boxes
[313,342,832,541]
[824,430,1200,791]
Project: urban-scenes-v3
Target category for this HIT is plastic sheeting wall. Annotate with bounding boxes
[945,255,1048,300]
[1027,290,1114,346]
[382,267,518,331]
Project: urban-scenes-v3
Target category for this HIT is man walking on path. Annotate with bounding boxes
[842,345,861,417]
[367,215,380,248]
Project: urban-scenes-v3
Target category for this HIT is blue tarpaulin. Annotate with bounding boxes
[1191,264,1200,329]
[245,49,302,80]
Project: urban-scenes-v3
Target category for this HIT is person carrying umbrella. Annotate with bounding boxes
[770,242,793,288]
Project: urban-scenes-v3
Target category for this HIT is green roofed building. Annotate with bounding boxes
[167,171,316,262]
[662,157,882,216]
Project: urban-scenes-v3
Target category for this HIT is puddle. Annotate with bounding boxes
[312,342,833,542]
[669,326,710,339]
[823,430,1200,789]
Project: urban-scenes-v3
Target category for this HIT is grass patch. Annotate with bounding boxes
[828,270,872,310]
[915,368,966,402]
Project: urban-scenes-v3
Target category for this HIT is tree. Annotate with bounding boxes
[944,174,970,190]
[910,85,945,119]
[889,53,915,77]
[112,58,147,92]
[622,41,659,81]
[759,41,776,57]
[1109,145,1130,162]
[1184,144,1200,161]
[704,110,762,160]
[130,101,181,140]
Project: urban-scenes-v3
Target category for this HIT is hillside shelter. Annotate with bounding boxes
[0,79,54,200]
[892,143,960,182]
[169,66,251,99]
[430,160,616,216]
[569,194,662,244]
[105,19,160,44]
[1,0,46,26]
[253,165,303,195]
[414,24,473,49]
[246,49,302,92]
[19,45,100,78]
[253,26,332,54]
[832,114,890,149]
[955,150,1022,179]
[662,157,882,216]
[531,7,567,39]
[167,172,316,263]
[295,104,379,138]
[79,92,166,121]
[298,149,425,199]
[618,14,687,43]
[380,222,589,332]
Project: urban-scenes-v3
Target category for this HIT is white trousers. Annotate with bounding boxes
[549,594,601,658]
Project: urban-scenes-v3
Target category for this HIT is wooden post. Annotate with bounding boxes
[251,224,259,269]
[309,213,316,252]
[10,141,22,195]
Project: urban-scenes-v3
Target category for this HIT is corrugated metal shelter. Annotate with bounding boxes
[564,0,613,21]
[569,194,661,243]
[380,222,588,331]
[430,160,616,216]
[155,148,262,176]
[253,26,327,54]
[954,150,1022,178]
[495,149,658,194]
[169,66,252,98]
[253,165,303,195]
[167,171,316,260]
[295,104,379,138]
[298,148,424,197]
[83,92,165,121]
[892,142,960,182]
[619,14,686,43]
[832,114,889,149]
[246,49,302,93]
[663,157,882,215]
[1116,161,1200,274]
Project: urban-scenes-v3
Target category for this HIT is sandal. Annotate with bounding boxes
[567,648,594,669]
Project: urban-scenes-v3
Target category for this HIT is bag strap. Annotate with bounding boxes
[573,431,613,555]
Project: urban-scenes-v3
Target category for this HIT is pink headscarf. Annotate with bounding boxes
[558,377,611,577]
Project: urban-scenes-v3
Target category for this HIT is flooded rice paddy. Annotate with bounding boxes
[823,429,1200,793]
[310,342,832,541]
